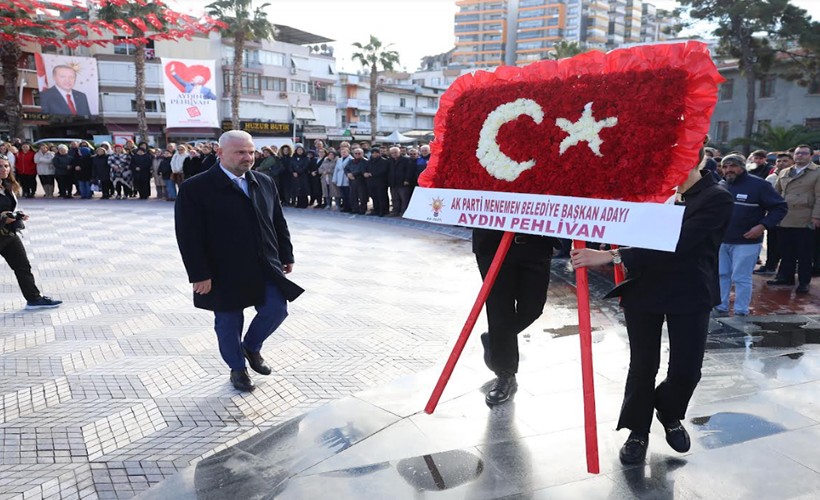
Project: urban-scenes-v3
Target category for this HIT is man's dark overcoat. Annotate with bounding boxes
[175,165,304,311]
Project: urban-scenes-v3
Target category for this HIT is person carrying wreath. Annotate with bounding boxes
[571,144,733,465]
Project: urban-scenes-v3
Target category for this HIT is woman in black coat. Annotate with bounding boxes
[277,145,293,207]
[571,148,733,465]
[290,146,310,208]
[91,147,112,199]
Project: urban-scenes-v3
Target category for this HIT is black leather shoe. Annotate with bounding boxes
[480,332,493,372]
[243,346,272,375]
[796,284,810,294]
[230,369,255,392]
[656,410,690,453]
[485,371,516,406]
[619,435,648,465]
[767,279,795,286]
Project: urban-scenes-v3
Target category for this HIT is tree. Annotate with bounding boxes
[678,0,813,154]
[548,41,585,60]
[352,35,401,143]
[0,0,222,141]
[0,3,52,139]
[730,123,820,151]
[98,3,166,144]
[207,0,276,130]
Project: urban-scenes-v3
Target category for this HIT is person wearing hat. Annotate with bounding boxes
[713,153,786,316]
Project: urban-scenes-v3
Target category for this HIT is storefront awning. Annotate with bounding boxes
[292,107,316,121]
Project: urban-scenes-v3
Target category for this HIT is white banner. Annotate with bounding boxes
[404,188,685,251]
[161,58,219,128]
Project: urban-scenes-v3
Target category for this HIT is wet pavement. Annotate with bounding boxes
[2,198,820,499]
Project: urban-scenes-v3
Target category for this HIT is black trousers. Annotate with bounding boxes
[18,174,37,198]
[777,227,815,286]
[814,228,820,273]
[476,254,550,374]
[763,226,780,271]
[618,308,710,434]
[366,178,389,215]
[349,177,367,214]
[135,177,151,199]
[0,233,41,302]
[56,175,73,198]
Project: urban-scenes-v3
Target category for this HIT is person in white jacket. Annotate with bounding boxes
[170,144,189,186]
[34,144,55,197]
[332,147,352,212]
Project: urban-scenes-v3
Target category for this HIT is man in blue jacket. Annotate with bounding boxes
[715,153,787,316]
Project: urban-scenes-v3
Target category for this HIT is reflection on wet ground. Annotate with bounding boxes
[140,310,820,499]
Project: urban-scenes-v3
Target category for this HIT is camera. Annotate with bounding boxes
[7,211,25,221]
[3,210,25,232]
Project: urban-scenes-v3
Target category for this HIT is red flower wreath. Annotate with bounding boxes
[418,41,724,203]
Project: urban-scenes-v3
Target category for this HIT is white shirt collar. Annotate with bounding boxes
[219,164,246,182]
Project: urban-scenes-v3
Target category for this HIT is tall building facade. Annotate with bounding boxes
[452,0,675,67]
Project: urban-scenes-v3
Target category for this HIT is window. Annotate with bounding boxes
[131,100,158,112]
[400,97,406,107]
[519,30,544,39]
[259,51,284,66]
[32,89,40,106]
[759,76,776,98]
[805,117,820,130]
[519,8,545,18]
[114,36,135,55]
[290,80,309,93]
[719,79,733,101]
[262,77,286,91]
[756,119,771,132]
[716,121,729,143]
[223,71,261,95]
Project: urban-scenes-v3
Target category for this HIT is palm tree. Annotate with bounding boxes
[730,124,820,151]
[548,41,585,60]
[1,4,51,139]
[98,3,165,144]
[352,35,400,143]
[207,0,276,129]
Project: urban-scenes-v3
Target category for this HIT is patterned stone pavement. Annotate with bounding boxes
[4,196,819,499]
[0,197,620,500]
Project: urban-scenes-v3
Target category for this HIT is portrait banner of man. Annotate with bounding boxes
[161,58,220,128]
[35,53,99,116]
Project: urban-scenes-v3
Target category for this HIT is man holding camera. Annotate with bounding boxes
[175,131,304,392]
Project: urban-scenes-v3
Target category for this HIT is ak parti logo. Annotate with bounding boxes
[187,106,202,118]
[430,197,445,218]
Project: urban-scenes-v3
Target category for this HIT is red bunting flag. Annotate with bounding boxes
[85,20,103,36]
[112,18,134,35]
[145,13,164,30]
[73,25,88,37]
[130,17,148,33]
[97,20,119,34]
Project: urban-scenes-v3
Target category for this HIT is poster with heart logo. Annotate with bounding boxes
[161,58,219,128]
[403,41,724,251]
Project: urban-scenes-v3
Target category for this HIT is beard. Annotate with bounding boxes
[724,173,738,183]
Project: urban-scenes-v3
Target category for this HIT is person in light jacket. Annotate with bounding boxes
[332,147,352,212]
[34,144,55,198]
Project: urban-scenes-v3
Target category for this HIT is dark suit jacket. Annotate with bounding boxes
[175,165,304,311]
[40,86,91,116]
[606,171,734,314]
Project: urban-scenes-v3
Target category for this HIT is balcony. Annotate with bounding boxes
[416,106,438,115]
[380,105,414,115]
[338,98,371,110]
[221,58,263,71]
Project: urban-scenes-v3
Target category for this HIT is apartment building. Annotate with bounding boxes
[452,0,675,67]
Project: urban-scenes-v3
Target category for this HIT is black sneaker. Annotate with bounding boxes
[25,296,62,310]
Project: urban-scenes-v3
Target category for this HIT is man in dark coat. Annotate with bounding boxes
[175,130,304,392]
[364,148,389,216]
[386,146,413,216]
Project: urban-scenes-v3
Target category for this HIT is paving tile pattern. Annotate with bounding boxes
[0,199,512,499]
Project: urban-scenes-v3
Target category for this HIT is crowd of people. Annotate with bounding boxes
[0,138,431,217]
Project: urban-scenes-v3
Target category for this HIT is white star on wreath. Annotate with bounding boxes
[555,102,618,157]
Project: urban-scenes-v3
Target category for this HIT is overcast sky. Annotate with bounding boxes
[172,0,820,73]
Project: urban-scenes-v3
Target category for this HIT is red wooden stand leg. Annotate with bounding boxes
[573,240,600,474]
[424,231,514,414]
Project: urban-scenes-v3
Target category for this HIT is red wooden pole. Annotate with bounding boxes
[424,231,514,414]
[610,244,625,284]
[573,240,600,474]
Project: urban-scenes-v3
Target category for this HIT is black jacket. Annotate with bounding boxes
[131,152,153,180]
[175,165,304,311]
[387,156,414,187]
[720,172,787,244]
[607,171,733,314]
[365,156,389,180]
